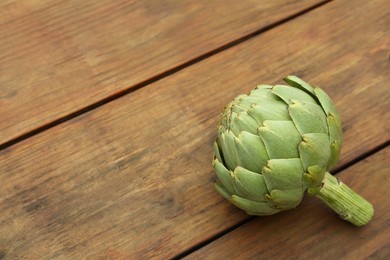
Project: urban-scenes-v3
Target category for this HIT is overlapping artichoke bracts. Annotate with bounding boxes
[213,76,343,215]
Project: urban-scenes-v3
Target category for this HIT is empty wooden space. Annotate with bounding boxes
[0,0,389,259]
[0,0,324,145]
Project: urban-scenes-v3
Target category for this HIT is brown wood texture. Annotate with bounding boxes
[186,147,390,259]
[0,0,389,258]
[0,0,324,145]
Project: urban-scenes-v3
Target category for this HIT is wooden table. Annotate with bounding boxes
[0,0,389,259]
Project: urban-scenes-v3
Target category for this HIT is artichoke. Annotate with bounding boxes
[213,76,373,226]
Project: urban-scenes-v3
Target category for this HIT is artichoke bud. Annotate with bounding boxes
[213,76,373,226]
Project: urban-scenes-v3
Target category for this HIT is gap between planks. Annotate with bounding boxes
[0,0,332,151]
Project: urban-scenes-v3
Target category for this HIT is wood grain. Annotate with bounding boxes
[0,0,324,145]
[0,0,389,258]
[186,147,390,259]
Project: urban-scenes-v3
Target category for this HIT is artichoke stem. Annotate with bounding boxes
[309,172,374,226]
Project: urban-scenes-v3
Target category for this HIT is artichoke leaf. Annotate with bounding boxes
[327,140,341,170]
[314,87,343,140]
[327,114,343,145]
[231,195,280,215]
[250,85,278,100]
[283,75,315,94]
[288,100,329,135]
[234,131,268,172]
[262,158,305,190]
[258,120,301,159]
[265,188,303,209]
[248,99,290,124]
[299,133,331,170]
[218,130,239,171]
[231,111,259,135]
[239,95,270,107]
[213,140,223,163]
[231,166,268,202]
[314,87,341,122]
[230,104,247,114]
[272,85,317,105]
[303,165,326,188]
[213,158,235,195]
[227,112,240,136]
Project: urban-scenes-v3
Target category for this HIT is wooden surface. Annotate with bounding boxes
[0,0,324,145]
[0,0,389,259]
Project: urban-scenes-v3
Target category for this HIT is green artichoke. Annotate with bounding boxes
[213,76,373,226]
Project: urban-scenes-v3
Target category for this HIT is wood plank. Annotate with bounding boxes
[0,0,324,145]
[0,0,389,258]
[186,147,390,259]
